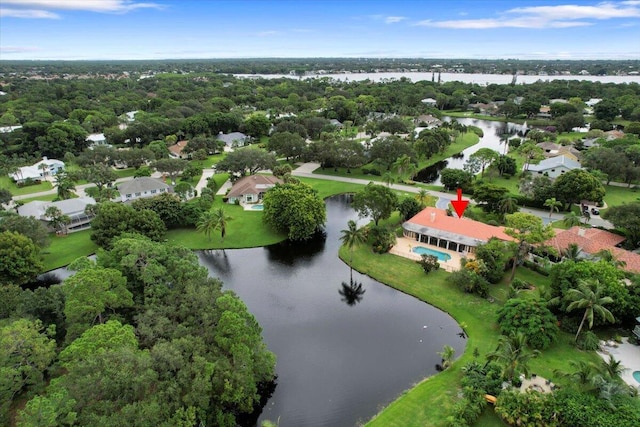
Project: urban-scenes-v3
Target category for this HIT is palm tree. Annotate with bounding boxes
[196,211,218,242]
[55,172,76,200]
[561,243,583,261]
[544,197,562,218]
[601,354,625,379]
[392,154,417,182]
[563,211,582,228]
[554,360,597,387]
[497,196,519,218]
[381,171,396,188]
[38,162,49,178]
[565,279,615,341]
[340,220,367,283]
[486,332,540,382]
[438,345,456,370]
[415,188,430,208]
[210,207,233,242]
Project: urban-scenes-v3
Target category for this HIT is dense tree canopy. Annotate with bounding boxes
[262,182,326,240]
[90,202,166,248]
[0,231,43,286]
[352,183,398,226]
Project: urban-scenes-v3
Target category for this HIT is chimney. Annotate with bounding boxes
[578,228,585,237]
[42,156,48,161]
[430,211,436,223]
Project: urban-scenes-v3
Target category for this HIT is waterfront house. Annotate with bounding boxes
[17,197,97,233]
[526,155,582,179]
[227,175,282,204]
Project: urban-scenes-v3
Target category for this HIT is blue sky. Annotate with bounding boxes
[1,0,639,60]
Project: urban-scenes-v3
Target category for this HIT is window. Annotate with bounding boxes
[151,189,157,194]
[135,192,141,197]
[126,194,132,198]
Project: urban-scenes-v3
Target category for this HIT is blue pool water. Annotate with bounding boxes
[412,246,452,261]
[251,204,264,210]
[633,371,640,384]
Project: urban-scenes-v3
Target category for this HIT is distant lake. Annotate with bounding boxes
[234,71,640,85]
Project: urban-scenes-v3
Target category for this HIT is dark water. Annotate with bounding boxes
[415,118,528,185]
[41,196,466,427]
[198,195,466,427]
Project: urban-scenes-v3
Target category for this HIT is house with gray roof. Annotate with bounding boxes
[17,197,96,232]
[526,155,582,179]
[216,132,249,148]
[117,177,172,203]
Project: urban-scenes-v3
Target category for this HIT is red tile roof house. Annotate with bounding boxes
[402,207,514,255]
[544,226,640,273]
[226,175,282,205]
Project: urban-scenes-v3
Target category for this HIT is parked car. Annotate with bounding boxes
[591,208,600,215]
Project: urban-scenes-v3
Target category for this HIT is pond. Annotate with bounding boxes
[414,117,528,186]
[40,195,466,427]
[197,195,466,426]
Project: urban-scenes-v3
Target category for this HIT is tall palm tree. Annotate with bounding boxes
[340,220,367,283]
[210,207,233,242]
[563,211,582,228]
[565,279,615,341]
[544,197,562,218]
[381,171,396,188]
[196,211,218,242]
[392,154,417,182]
[55,172,76,200]
[486,332,540,382]
[415,188,430,208]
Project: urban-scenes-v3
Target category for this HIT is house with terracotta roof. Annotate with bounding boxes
[169,140,189,159]
[545,226,640,273]
[402,207,514,254]
[227,175,282,204]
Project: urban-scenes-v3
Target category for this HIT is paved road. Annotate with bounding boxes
[292,162,615,229]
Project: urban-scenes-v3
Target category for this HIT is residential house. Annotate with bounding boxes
[9,157,65,184]
[86,133,110,148]
[585,98,602,107]
[421,98,438,107]
[169,140,190,159]
[536,142,561,157]
[537,106,552,119]
[605,130,625,141]
[402,207,514,254]
[0,125,22,133]
[216,131,249,148]
[414,114,442,128]
[329,119,344,129]
[17,197,97,233]
[526,155,582,179]
[545,226,640,273]
[226,175,282,204]
[117,177,172,203]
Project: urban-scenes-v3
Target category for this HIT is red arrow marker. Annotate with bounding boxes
[450,188,469,218]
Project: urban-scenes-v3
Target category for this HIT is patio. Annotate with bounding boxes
[390,236,465,272]
[598,337,640,390]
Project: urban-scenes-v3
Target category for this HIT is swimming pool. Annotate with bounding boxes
[412,246,452,261]
[251,204,264,210]
[633,371,640,384]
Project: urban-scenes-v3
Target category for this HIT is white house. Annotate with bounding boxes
[117,177,172,202]
[421,98,438,107]
[216,132,249,148]
[9,157,65,184]
[526,155,582,179]
[86,133,110,148]
[17,197,97,233]
[0,125,22,133]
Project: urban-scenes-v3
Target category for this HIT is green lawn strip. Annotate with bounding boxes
[0,176,53,196]
[17,193,59,203]
[602,184,640,210]
[348,245,602,426]
[474,408,507,426]
[310,132,480,182]
[114,168,137,179]
[41,230,99,271]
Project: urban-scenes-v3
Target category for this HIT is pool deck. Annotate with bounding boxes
[598,337,640,390]
[390,237,466,272]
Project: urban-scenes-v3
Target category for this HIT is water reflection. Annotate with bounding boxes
[338,279,366,306]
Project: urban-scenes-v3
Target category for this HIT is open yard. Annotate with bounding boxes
[0,176,53,196]
[41,230,99,271]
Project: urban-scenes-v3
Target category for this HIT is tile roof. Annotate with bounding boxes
[227,175,282,198]
[169,140,188,156]
[404,207,514,246]
[545,226,640,273]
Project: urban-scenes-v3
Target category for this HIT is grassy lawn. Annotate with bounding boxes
[602,184,640,210]
[41,230,99,271]
[349,245,601,426]
[114,168,137,179]
[0,176,53,196]
[311,132,480,182]
[17,193,60,203]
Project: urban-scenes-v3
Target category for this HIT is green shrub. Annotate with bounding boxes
[496,298,559,350]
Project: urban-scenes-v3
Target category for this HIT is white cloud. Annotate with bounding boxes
[0,45,41,53]
[0,8,59,18]
[416,1,640,29]
[0,0,162,13]
[385,16,406,24]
